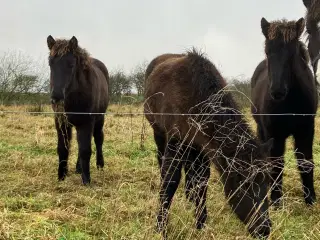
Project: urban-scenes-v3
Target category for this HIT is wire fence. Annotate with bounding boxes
[0,110,320,116]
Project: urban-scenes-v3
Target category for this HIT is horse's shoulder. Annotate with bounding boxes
[251,59,267,88]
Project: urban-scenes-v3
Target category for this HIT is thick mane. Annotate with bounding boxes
[299,41,312,63]
[267,19,300,42]
[186,48,227,99]
[185,48,259,160]
[49,39,92,69]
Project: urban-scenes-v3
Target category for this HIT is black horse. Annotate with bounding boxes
[251,18,318,207]
[47,35,109,185]
[144,49,274,239]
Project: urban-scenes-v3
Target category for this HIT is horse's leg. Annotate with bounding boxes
[93,116,105,169]
[184,146,199,203]
[76,152,81,174]
[269,137,286,207]
[76,122,94,185]
[156,139,183,235]
[55,117,72,181]
[153,124,166,168]
[293,121,316,205]
[257,124,266,142]
[185,153,210,229]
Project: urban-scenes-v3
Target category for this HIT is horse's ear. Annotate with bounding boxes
[296,17,306,38]
[47,35,55,50]
[303,0,312,8]
[260,138,274,155]
[69,36,78,50]
[261,17,270,39]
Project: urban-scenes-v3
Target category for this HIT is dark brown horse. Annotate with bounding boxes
[144,49,274,239]
[251,18,318,207]
[303,0,320,77]
[47,35,109,185]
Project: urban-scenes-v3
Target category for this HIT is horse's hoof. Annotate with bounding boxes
[196,222,205,230]
[58,170,68,181]
[58,176,66,181]
[82,178,91,186]
[271,199,281,209]
[305,196,316,206]
[97,164,104,170]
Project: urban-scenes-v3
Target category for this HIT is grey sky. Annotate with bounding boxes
[0,0,308,78]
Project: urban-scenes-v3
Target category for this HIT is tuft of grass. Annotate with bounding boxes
[0,103,320,239]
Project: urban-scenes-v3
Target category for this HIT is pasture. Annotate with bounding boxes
[1,103,320,239]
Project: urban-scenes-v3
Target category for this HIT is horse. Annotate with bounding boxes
[47,35,109,185]
[303,0,320,76]
[251,17,318,208]
[144,49,274,239]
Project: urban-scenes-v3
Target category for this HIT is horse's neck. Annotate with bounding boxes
[292,54,315,88]
[71,67,90,90]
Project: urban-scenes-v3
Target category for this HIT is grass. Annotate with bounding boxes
[0,104,320,239]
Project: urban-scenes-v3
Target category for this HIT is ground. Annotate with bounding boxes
[0,104,320,240]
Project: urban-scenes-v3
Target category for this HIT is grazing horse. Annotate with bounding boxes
[47,35,109,185]
[144,49,274,239]
[303,0,320,76]
[251,18,318,207]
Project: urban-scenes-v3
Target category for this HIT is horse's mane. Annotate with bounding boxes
[49,39,92,69]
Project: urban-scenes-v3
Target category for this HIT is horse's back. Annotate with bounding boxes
[145,53,185,80]
[145,51,228,130]
[92,58,109,83]
[91,58,109,112]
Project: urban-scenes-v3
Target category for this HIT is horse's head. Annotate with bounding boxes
[261,17,305,101]
[227,137,274,238]
[303,0,320,74]
[47,35,80,105]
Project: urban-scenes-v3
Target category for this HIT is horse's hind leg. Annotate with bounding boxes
[270,138,286,207]
[55,117,72,181]
[153,124,166,167]
[76,152,81,174]
[184,146,200,203]
[185,152,210,229]
[93,116,105,169]
[156,138,183,234]
[293,122,316,205]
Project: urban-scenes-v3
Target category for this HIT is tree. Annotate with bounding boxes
[130,61,147,96]
[0,50,49,103]
[109,69,132,98]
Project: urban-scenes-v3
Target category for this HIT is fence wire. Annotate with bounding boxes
[0,110,319,116]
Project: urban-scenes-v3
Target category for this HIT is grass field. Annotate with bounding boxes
[1,104,320,239]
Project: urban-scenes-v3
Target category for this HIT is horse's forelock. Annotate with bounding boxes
[49,39,92,68]
[267,20,299,42]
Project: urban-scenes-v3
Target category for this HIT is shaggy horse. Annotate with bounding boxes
[144,49,274,239]
[251,18,318,207]
[47,35,109,185]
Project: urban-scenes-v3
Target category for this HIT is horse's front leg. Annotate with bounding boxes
[76,122,94,185]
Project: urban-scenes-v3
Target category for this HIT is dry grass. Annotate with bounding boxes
[0,104,320,239]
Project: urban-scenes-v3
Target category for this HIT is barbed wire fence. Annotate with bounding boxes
[1,101,320,239]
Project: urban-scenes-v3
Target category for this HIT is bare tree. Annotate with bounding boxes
[0,50,49,103]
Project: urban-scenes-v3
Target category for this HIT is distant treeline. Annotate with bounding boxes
[0,49,272,109]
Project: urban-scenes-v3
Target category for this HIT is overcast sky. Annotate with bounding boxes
[0,0,309,79]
